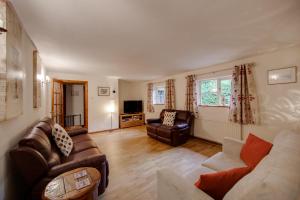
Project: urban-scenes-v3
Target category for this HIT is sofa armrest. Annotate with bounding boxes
[157,169,213,200]
[48,153,106,177]
[222,137,245,159]
[67,128,88,137]
[147,118,161,124]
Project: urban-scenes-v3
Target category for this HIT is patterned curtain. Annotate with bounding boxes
[229,63,259,124]
[185,75,199,118]
[147,83,155,113]
[165,79,175,109]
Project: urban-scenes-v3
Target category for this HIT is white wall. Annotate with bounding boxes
[122,46,300,143]
[65,84,84,125]
[47,73,119,132]
[0,4,48,199]
[119,80,144,113]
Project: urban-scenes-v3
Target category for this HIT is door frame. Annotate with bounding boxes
[52,79,89,129]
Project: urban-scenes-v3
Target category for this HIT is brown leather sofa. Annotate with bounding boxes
[146,109,194,146]
[10,117,109,200]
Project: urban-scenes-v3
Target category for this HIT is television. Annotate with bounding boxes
[124,100,143,114]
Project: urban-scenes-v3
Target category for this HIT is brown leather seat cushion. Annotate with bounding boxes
[62,148,103,163]
[146,123,161,133]
[47,151,61,168]
[72,140,98,154]
[157,125,173,138]
[71,134,92,143]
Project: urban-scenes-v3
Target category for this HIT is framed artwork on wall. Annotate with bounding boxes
[0,3,24,122]
[268,66,297,85]
[33,50,42,108]
[98,87,110,96]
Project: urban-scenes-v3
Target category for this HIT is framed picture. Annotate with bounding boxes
[98,87,110,96]
[268,66,297,85]
[33,50,42,108]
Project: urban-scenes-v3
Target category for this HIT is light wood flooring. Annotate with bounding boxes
[90,126,221,200]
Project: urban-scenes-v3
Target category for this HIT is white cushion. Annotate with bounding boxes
[163,111,176,126]
[202,152,247,171]
[52,123,73,156]
[224,131,300,200]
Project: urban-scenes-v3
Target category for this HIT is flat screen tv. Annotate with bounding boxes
[124,100,143,114]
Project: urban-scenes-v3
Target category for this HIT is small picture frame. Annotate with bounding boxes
[98,87,110,96]
[268,66,297,85]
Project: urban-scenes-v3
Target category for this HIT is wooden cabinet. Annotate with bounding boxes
[119,113,145,128]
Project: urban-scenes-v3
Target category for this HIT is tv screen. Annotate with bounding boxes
[124,100,143,114]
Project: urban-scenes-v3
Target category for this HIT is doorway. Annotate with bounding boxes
[51,79,88,129]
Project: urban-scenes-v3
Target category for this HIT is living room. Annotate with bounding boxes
[0,0,300,200]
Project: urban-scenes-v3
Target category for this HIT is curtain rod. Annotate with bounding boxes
[194,62,255,77]
[150,62,255,83]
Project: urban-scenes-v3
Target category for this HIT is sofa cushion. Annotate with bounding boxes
[146,123,161,134]
[47,151,61,168]
[72,140,98,154]
[195,166,252,200]
[19,127,52,160]
[157,125,173,138]
[62,148,104,163]
[71,134,93,143]
[224,131,300,200]
[35,121,53,139]
[163,111,176,126]
[202,152,247,171]
[240,133,273,168]
[52,123,73,157]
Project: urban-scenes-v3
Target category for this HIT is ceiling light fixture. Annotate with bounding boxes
[0,18,7,34]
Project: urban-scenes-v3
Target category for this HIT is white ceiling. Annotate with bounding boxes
[11,0,300,80]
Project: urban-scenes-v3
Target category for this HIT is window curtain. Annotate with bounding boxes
[147,83,155,113]
[229,63,259,125]
[165,79,175,109]
[185,75,199,118]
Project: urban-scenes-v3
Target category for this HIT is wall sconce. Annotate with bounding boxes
[0,19,7,34]
[37,74,51,87]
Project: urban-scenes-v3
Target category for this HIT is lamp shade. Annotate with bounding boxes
[107,102,115,113]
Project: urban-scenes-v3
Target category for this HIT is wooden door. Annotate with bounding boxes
[51,79,64,126]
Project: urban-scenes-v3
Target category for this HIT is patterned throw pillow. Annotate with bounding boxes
[162,111,176,126]
[52,123,73,156]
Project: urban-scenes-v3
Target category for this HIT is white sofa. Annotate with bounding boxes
[157,131,300,200]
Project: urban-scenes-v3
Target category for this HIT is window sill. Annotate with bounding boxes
[198,105,229,108]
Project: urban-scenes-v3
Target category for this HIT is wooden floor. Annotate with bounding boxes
[90,126,221,200]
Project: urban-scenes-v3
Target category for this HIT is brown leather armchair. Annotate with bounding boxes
[146,109,194,146]
[10,118,109,200]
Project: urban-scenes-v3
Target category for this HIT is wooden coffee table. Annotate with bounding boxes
[43,167,101,200]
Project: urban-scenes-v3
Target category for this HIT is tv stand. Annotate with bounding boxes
[119,113,145,128]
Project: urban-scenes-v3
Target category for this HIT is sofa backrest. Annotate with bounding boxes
[19,127,52,160]
[224,130,300,200]
[10,119,61,188]
[160,109,193,125]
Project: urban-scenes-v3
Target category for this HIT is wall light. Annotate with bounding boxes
[0,19,7,34]
[37,74,51,87]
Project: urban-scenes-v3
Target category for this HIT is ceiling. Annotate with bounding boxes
[11,0,300,80]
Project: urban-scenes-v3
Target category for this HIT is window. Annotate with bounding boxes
[153,86,165,105]
[198,77,232,107]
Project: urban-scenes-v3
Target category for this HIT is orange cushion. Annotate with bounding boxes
[240,133,273,168]
[195,167,252,200]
